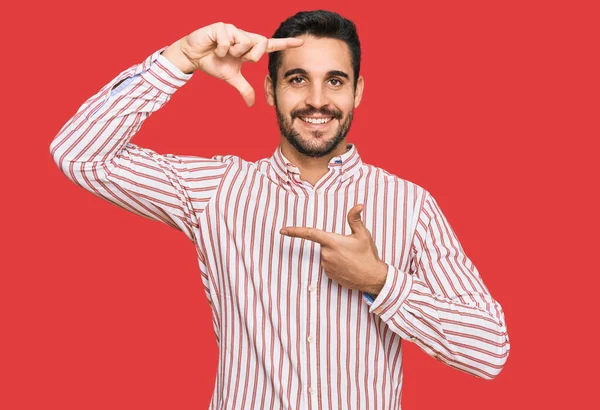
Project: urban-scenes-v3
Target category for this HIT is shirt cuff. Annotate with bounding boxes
[139,47,194,95]
[364,293,376,303]
[366,264,413,322]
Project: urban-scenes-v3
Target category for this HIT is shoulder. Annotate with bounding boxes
[360,161,431,201]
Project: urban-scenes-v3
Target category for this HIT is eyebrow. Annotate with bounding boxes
[283,68,350,80]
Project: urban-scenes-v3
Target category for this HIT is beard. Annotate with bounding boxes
[275,96,354,158]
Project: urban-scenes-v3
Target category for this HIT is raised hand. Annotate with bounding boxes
[163,22,304,106]
[280,205,389,295]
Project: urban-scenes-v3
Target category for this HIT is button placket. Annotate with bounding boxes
[305,191,319,406]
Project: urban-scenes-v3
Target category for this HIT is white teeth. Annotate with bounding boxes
[301,117,332,124]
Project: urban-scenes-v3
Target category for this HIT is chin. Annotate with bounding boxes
[291,134,342,158]
[296,132,334,147]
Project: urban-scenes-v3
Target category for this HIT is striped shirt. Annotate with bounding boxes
[50,47,510,410]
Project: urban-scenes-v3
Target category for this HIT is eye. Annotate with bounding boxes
[290,76,305,85]
[329,78,343,87]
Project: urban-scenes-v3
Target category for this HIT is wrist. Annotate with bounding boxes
[161,38,196,74]
[365,261,388,296]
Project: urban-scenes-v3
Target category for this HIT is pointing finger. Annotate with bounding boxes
[266,37,304,53]
[280,226,334,246]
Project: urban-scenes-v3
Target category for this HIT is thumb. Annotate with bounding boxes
[347,204,366,235]
[225,72,255,107]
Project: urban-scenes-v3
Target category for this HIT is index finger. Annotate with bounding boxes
[266,37,304,53]
[280,226,334,246]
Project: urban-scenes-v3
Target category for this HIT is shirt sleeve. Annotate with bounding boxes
[364,192,510,380]
[50,47,230,242]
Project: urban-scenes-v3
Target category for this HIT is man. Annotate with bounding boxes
[50,10,509,410]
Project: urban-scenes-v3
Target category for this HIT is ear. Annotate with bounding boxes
[264,75,275,106]
[354,75,364,108]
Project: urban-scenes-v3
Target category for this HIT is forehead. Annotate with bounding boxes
[279,35,353,78]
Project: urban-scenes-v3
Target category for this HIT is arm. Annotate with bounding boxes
[50,24,304,239]
[365,192,510,380]
[49,49,228,240]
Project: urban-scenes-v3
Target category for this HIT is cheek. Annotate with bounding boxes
[331,93,355,112]
[278,88,303,105]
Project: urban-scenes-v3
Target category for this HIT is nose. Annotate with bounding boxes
[304,82,329,109]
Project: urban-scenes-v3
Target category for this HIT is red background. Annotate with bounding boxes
[2,0,598,408]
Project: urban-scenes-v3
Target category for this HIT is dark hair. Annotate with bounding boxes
[268,10,361,90]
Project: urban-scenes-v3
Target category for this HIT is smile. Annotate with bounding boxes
[299,117,334,125]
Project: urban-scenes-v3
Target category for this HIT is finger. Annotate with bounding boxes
[226,24,254,58]
[213,23,233,58]
[225,72,255,107]
[266,37,305,53]
[240,31,269,63]
[347,204,366,235]
[280,226,334,246]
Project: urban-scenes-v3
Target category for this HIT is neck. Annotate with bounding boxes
[279,138,349,187]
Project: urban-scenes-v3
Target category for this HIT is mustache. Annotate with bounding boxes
[291,107,343,120]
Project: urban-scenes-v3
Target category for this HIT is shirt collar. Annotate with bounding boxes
[270,143,363,184]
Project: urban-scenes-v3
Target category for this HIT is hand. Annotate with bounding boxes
[280,205,388,295]
[163,22,304,106]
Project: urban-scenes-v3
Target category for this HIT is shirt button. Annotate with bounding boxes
[410,337,417,342]
[308,386,315,394]
[374,307,383,315]
[307,335,313,343]
[308,285,316,292]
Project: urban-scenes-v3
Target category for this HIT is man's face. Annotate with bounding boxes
[266,35,364,158]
